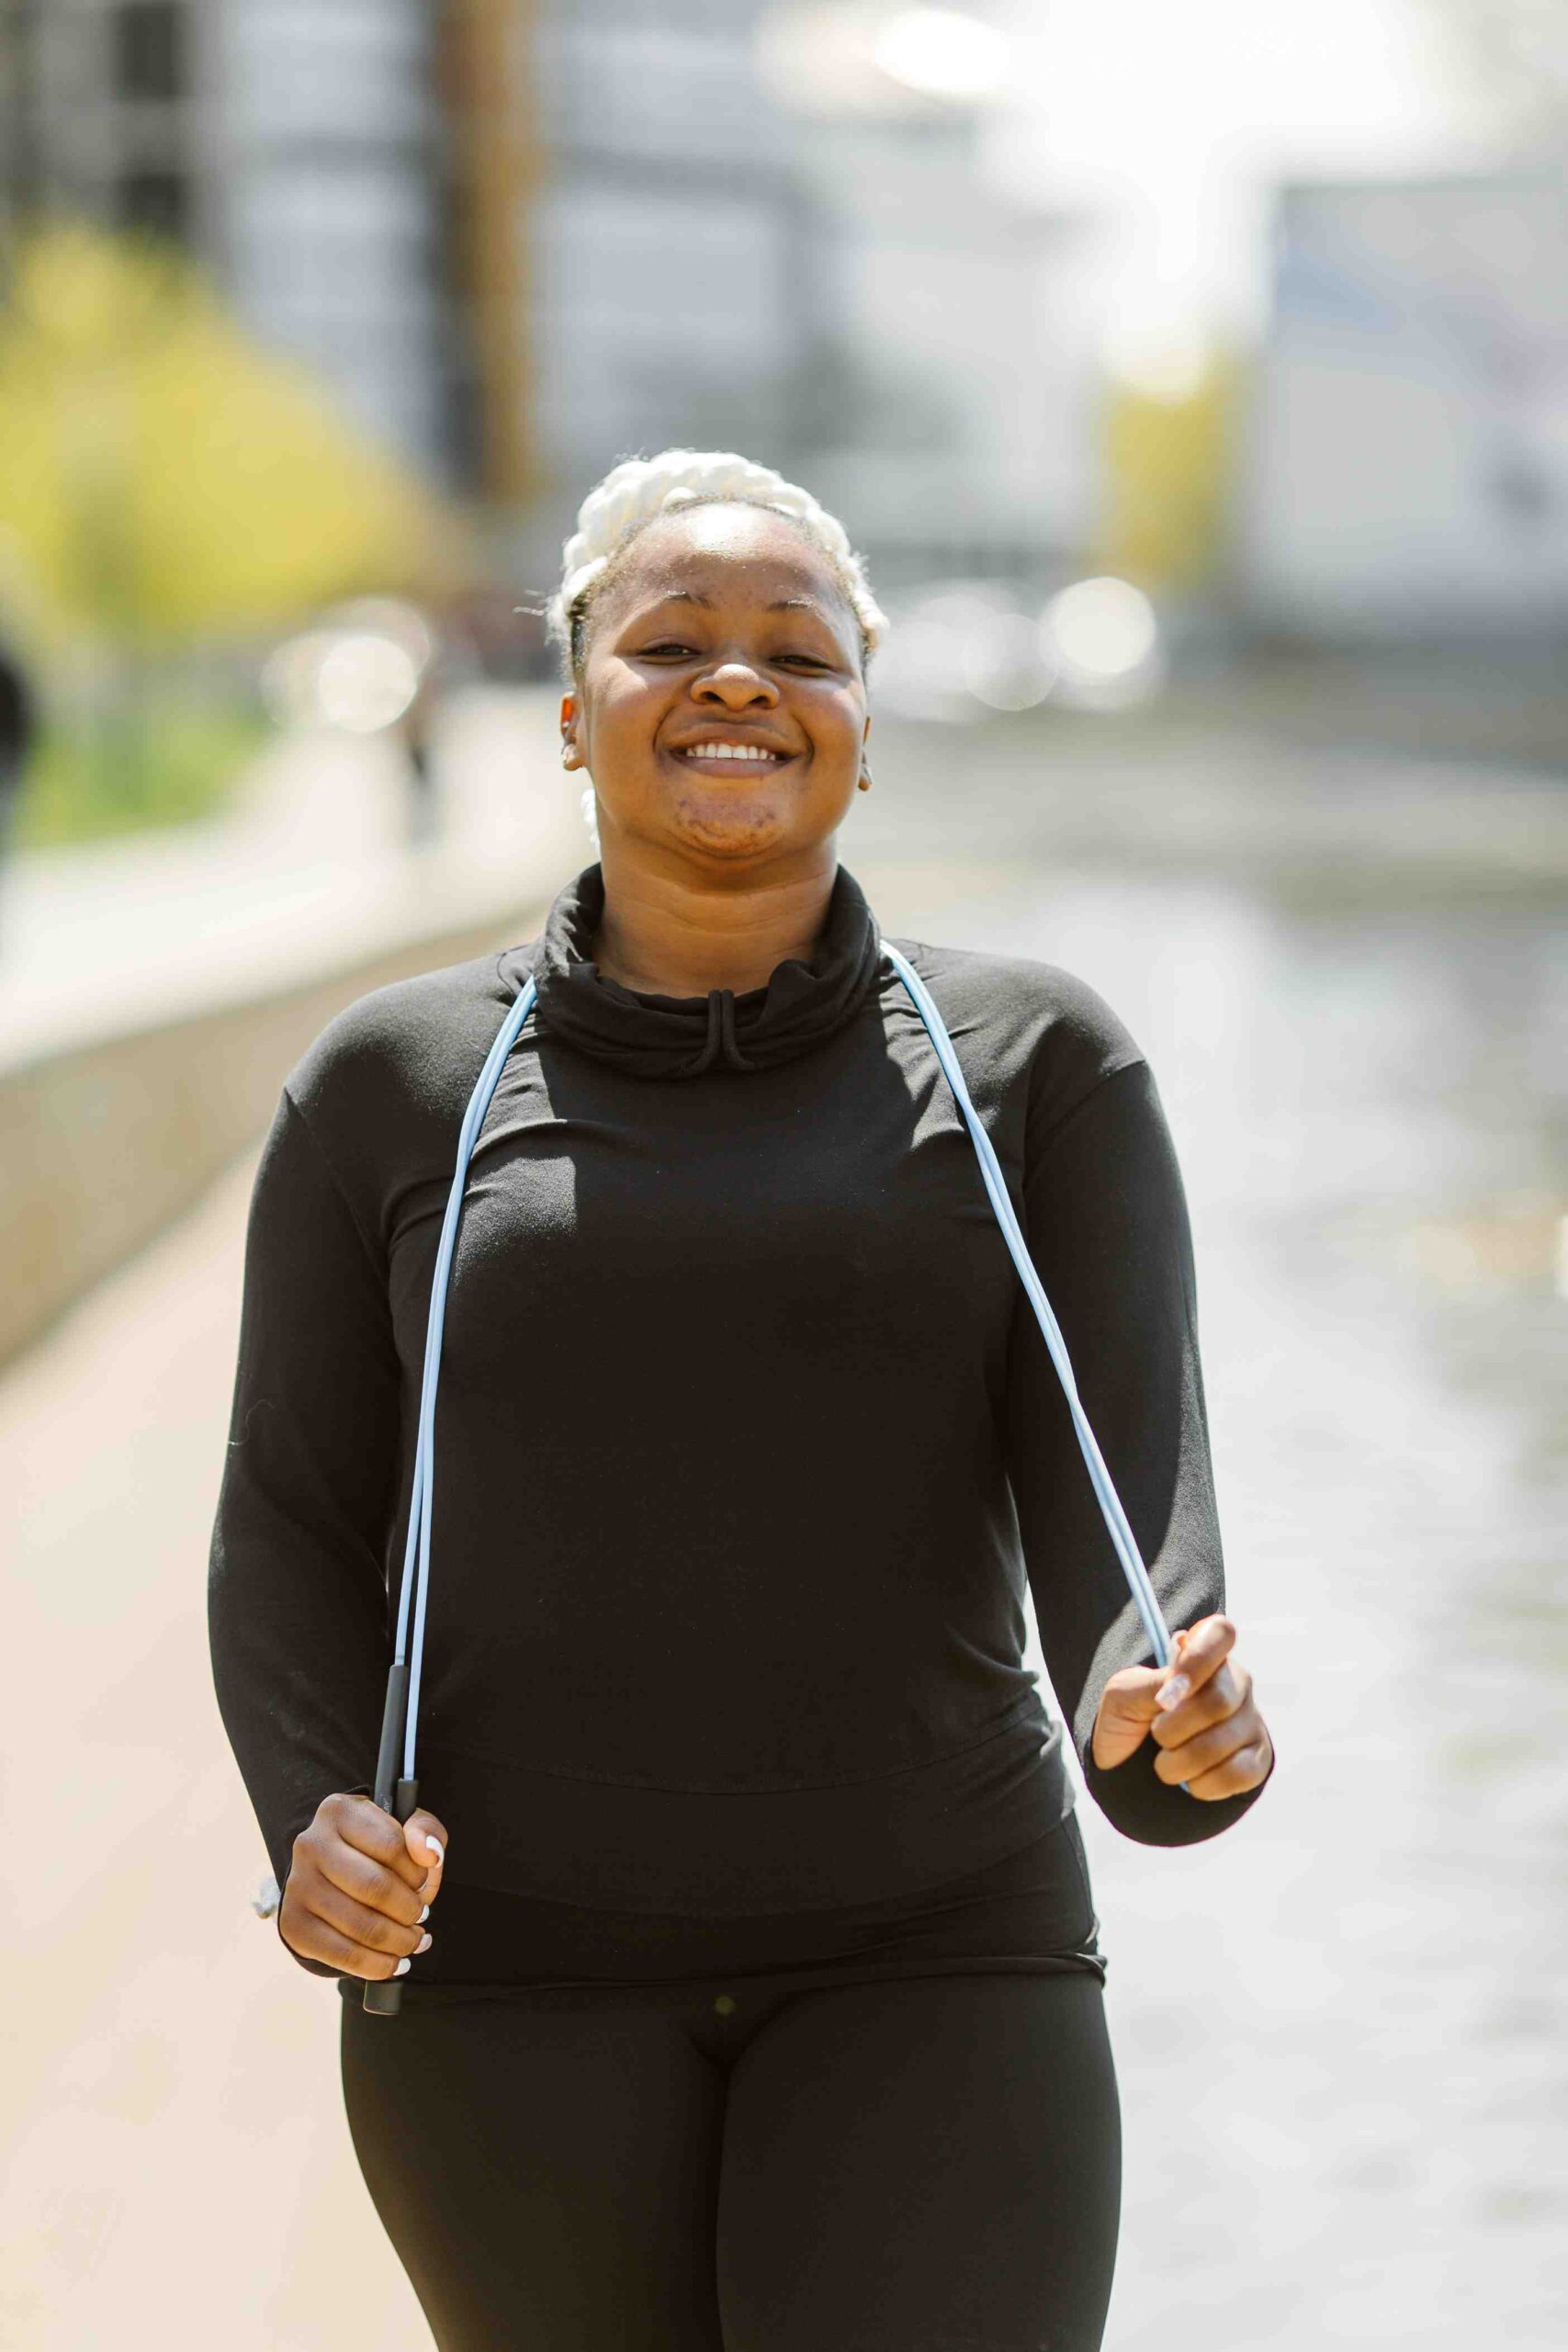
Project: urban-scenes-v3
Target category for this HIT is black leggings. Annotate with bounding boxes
[340,1966,1122,2351]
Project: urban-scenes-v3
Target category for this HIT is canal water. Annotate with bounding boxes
[860,742,1567,2347]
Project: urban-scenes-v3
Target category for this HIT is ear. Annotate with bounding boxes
[559,689,584,769]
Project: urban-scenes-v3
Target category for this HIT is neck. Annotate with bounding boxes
[592,845,838,997]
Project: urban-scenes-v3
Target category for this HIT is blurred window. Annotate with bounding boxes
[538,183,787,359]
[113,3,188,102]
[118,169,189,241]
[227,3,431,143]
[231,163,434,322]
[560,28,774,164]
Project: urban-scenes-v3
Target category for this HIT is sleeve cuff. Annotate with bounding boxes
[1081,1731,1276,1848]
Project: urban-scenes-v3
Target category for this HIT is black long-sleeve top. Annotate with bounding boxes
[209,864,1270,1981]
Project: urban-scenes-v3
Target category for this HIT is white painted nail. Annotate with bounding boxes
[425,1837,445,1864]
[416,1932,432,1953]
[394,1957,411,1975]
[419,1903,430,1922]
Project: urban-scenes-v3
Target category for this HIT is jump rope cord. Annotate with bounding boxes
[395,975,538,1773]
[879,942,1176,1677]
[390,952,1176,1787]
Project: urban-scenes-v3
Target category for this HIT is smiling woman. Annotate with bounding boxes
[546,448,886,880]
[209,444,1274,2352]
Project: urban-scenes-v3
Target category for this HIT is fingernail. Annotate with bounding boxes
[415,1932,432,1953]
[1156,1675,1190,1711]
[425,1837,445,1864]
[419,1903,430,1922]
[394,1957,411,1975]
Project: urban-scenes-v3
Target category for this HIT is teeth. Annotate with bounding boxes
[682,742,779,761]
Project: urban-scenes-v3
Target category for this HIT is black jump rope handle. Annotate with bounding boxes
[363,1663,419,2017]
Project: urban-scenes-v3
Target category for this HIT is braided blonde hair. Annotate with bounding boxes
[545,447,887,678]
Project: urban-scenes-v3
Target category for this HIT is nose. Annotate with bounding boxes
[693,660,778,710]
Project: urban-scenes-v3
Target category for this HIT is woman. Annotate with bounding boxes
[209,448,1275,2352]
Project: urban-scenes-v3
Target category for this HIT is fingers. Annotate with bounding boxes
[281,1905,421,1982]
[403,1809,449,1898]
[1089,1659,1169,1770]
[1146,1618,1276,1801]
[1091,1617,1271,1801]
[1179,1735,1274,1801]
[1152,1658,1273,1798]
[1152,1701,1253,1782]
[282,1792,451,1981]
[302,1878,434,1967]
[329,1792,428,1891]
[316,1830,431,1926]
[1099,1663,1168,1730]
[278,1850,428,1982]
[1153,1615,1235,1714]
[1152,1655,1250,1753]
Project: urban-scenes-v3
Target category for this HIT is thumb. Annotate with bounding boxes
[402,1809,449,1898]
[1091,1633,1190,1771]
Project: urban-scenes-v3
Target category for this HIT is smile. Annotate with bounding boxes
[673,741,793,766]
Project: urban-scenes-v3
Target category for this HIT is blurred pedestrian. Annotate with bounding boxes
[0,626,37,927]
[394,647,441,849]
[210,448,1275,2352]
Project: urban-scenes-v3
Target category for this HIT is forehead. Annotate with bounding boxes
[598,504,852,629]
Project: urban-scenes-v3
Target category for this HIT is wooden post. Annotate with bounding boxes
[440,0,540,506]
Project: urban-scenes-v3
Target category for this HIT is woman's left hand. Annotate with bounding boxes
[1091,1615,1274,1800]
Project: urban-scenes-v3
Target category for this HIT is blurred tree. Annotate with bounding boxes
[0,220,468,656]
[1094,347,1244,594]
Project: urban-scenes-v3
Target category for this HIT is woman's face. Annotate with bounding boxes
[560,505,870,869]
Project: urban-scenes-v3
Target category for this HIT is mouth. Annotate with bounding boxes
[667,738,798,776]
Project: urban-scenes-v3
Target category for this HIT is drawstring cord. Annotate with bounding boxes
[382,947,1179,1804]
[682,987,752,1078]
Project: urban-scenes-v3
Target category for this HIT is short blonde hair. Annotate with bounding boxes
[545,447,887,675]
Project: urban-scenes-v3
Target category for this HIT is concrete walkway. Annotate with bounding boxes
[0,1149,430,2350]
[0,686,580,1062]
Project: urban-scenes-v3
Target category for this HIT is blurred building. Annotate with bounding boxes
[501,0,1100,588]
[1244,169,1568,640]
[0,1,452,472]
[1,1,1099,585]
[528,0,813,497]
[793,110,1100,590]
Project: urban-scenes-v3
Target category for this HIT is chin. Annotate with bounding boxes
[664,792,791,861]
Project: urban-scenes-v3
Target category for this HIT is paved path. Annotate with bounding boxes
[0,1148,430,2351]
[0,688,580,1062]
[3,712,1565,2348]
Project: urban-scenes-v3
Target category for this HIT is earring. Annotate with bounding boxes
[857,767,873,792]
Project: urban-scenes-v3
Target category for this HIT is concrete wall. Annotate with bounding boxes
[1,899,543,1368]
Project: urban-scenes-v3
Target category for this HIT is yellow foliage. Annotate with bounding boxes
[0,222,468,650]
[1094,349,1243,593]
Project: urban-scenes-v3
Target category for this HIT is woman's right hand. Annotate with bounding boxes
[279,1792,449,1979]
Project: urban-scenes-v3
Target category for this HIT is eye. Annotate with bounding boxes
[776,650,832,671]
[637,640,697,659]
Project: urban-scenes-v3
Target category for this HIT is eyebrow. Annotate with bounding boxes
[642,590,830,617]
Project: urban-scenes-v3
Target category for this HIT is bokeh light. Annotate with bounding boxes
[1040,576,1164,706]
[873,8,1010,100]
[259,599,432,735]
[960,609,1056,710]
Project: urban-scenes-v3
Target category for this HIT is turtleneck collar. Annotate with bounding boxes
[512,863,884,1080]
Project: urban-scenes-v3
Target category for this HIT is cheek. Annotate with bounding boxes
[583,671,664,757]
[802,684,866,764]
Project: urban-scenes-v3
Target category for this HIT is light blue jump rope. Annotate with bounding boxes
[364,943,1182,2014]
